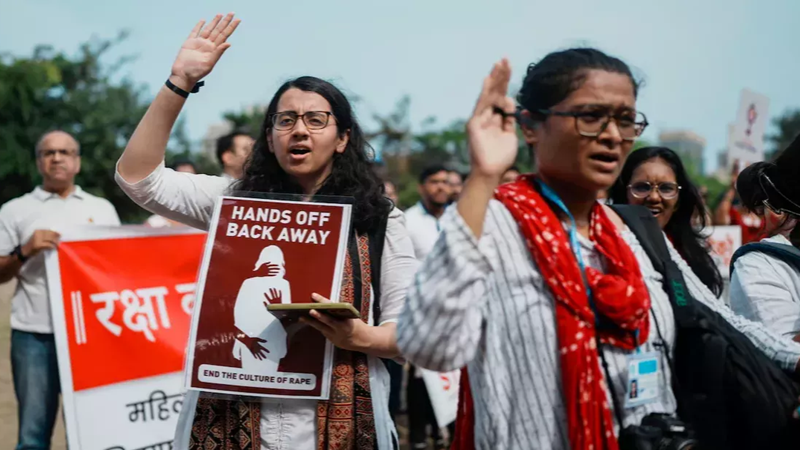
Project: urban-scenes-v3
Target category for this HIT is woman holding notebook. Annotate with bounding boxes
[115,13,417,450]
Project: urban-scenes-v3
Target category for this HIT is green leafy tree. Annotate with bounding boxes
[0,33,193,223]
[368,97,533,208]
[766,109,800,160]
[165,118,219,176]
[632,139,654,152]
[223,105,265,138]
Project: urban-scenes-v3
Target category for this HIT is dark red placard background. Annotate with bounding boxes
[190,198,347,397]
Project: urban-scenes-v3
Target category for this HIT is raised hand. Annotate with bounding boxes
[262,288,283,310]
[466,59,518,179]
[170,13,241,90]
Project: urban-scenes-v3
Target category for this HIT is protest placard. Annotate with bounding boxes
[45,225,205,450]
[420,368,461,428]
[707,226,743,279]
[185,196,352,399]
[728,89,770,169]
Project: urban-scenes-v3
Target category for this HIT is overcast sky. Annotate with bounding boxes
[3,0,797,172]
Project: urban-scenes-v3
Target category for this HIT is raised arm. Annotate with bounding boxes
[396,59,519,371]
[458,59,518,238]
[397,202,510,371]
[713,160,739,225]
[117,14,240,183]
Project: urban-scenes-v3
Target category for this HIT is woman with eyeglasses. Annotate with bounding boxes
[608,146,724,297]
[396,48,800,449]
[730,136,800,340]
[115,14,417,450]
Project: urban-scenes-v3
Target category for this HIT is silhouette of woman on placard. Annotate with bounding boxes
[232,245,292,373]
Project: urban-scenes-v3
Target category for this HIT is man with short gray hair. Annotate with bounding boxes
[0,130,120,450]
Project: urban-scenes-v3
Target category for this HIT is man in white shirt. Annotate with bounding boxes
[0,131,120,450]
[216,131,254,181]
[405,165,451,261]
[403,164,452,450]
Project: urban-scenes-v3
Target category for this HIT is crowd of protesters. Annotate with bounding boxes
[3,12,800,450]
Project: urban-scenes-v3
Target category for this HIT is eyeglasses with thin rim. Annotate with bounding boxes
[270,111,334,131]
[38,149,79,159]
[628,181,681,200]
[537,108,648,141]
[759,173,800,217]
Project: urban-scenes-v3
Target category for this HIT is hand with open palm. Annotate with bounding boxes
[466,59,518,179]
[263,288,283,310]
[170,13,241,90]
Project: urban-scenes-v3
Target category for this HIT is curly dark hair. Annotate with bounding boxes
[233,76,391,234]
[609,146,723,297]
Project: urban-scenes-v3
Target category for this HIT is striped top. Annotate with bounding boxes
[396,200,800,450]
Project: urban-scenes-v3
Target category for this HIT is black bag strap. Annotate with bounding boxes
[610,204,696,416]
[610,205,697,328]
[730,241,800,276]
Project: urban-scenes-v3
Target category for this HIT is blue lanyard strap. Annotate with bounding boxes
[535,179,591,293]
[535,179,641,349]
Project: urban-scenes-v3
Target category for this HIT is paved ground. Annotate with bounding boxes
[0,280,66,449]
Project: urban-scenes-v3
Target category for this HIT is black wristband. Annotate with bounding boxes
[12,245,27,263]
[165,79,205,98]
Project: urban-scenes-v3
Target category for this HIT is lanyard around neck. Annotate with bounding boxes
[535,179,642,349]
[535,179,590,285]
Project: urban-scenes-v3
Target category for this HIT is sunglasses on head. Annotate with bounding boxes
[759,173,800,218]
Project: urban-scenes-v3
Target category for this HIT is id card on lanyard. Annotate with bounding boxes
[537,180,661,409]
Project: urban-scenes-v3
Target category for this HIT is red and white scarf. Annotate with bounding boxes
[454,175,651,450]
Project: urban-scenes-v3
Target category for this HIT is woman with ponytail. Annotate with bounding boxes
[396,49,800,449]
[115,14,418,449]
[730,136,800,340]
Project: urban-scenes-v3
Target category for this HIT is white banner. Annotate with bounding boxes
[728,89,770,169]
[420,368,460,428]
[45,225,205,450]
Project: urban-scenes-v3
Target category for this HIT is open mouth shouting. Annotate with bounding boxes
[288,144,311,161]
[588,151,621,173]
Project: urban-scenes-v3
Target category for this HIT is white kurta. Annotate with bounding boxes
[115,162,419,450]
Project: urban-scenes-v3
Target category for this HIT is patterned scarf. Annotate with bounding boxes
[453,176,651,450]
[190,233,377,450]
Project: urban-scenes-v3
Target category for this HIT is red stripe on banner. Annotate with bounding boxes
[57,233,205,391]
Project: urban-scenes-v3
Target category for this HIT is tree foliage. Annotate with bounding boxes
[0,33,199,223]
[368,97,530,208]
[222,106,265,138]
[766,109,800,160]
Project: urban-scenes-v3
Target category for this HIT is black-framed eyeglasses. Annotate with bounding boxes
[628,181,681,200]
[270,111,334,131]
[537,109,648,141]
[38,149,79,159]
[759,173,800,217]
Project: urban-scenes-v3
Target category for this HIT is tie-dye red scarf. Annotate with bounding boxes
[454,176,651,450]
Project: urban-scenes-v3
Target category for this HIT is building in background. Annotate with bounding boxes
[659,130,707,175]
[713,151,732,183]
